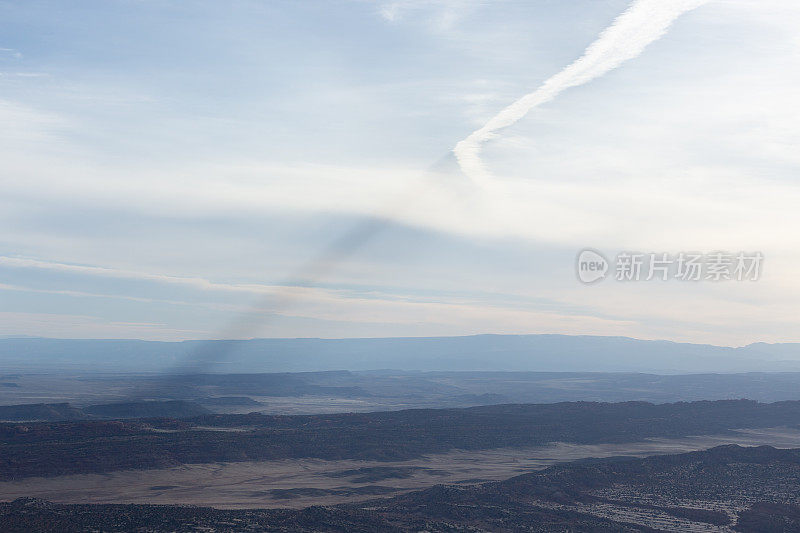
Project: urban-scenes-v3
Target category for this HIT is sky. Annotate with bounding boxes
[1,0,799,346]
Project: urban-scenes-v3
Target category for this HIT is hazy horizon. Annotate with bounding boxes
[0,331,799,350]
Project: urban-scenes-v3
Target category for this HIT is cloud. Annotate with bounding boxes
[378,0,473,30]
[0,256,285,294]
[0,311,202,339]
[454,0,709,186]
[0,256,638,341]
[0,47,22,59]
[0,99,64,142]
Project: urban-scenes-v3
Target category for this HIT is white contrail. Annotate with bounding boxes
[454,0,709,186]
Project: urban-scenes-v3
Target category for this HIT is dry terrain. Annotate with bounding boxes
[2,427,800,509]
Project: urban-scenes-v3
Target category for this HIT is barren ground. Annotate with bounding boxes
[2,427,800,509]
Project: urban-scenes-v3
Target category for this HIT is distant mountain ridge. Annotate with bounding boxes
[1,334,799,373]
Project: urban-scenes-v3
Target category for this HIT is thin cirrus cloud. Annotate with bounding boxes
[0,256,284,295]
[0,255,641,341]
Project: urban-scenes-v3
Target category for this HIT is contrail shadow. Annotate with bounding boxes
[127,153,462,400]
